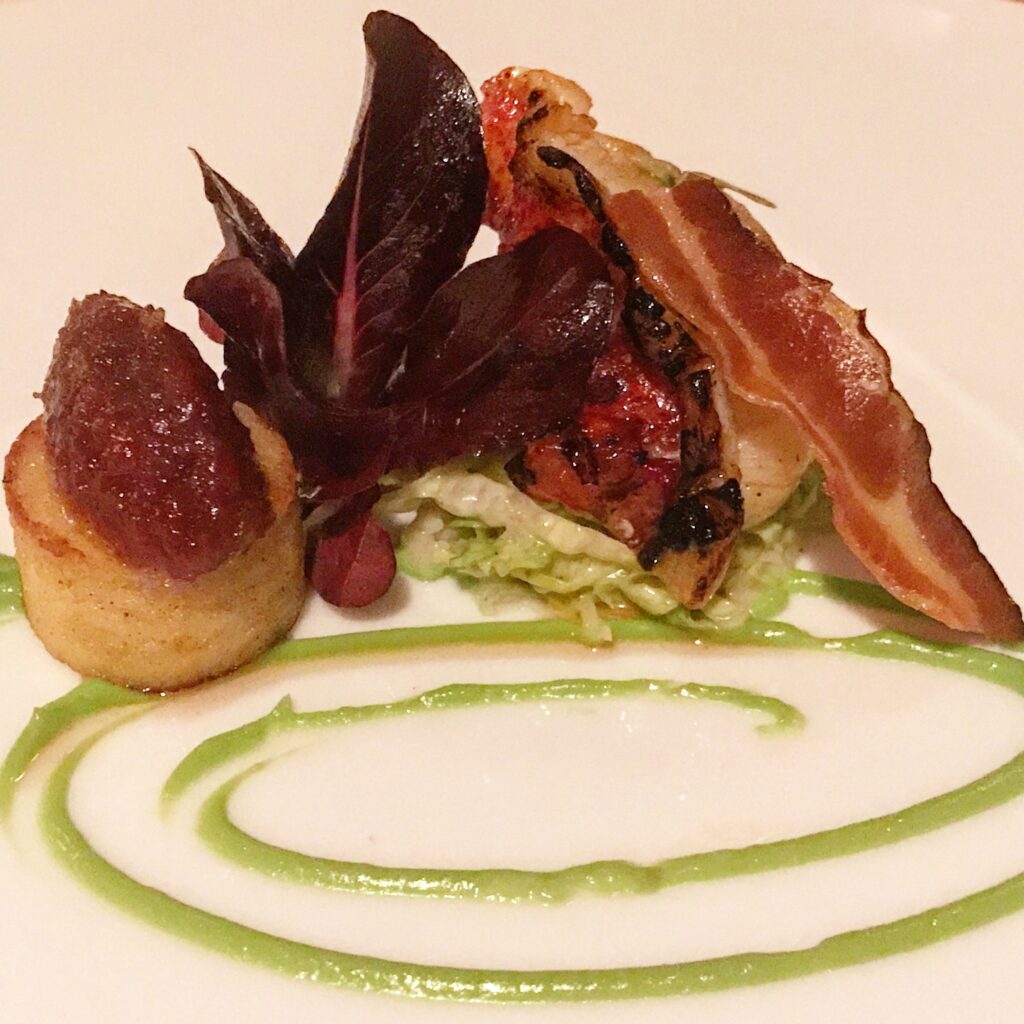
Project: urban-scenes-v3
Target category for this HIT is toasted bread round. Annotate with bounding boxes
[3,404,305,691]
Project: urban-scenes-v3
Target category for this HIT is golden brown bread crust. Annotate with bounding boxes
[3,405,305,691]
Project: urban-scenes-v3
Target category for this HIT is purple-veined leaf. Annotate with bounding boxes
[308,503,396,609]
[185,257,394,485]
[386,227,616,469]
[191,149,294,287]
[185,227,613,481]
[292,11,487,406]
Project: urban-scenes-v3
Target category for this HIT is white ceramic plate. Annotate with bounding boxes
[2,1,1023,1021]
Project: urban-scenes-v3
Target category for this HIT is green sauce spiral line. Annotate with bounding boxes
[5,561,1024,1003]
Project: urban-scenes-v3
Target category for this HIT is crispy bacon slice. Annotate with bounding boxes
[608,179,1023,640]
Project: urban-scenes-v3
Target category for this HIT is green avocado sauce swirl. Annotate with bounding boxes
[4,564,1024,1003]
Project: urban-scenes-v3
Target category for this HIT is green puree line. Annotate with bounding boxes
[17,612,1024,1004]
[0,553,23,619]
[5,555,1024,1003]
[41,732,1024,1004]
[188,678,802,904]
[190,661,1024,905]
[0,679,152,820]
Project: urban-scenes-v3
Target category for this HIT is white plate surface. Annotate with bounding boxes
[1,2,1023,1022]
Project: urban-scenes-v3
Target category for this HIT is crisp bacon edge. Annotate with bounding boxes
[606,179,1022,641]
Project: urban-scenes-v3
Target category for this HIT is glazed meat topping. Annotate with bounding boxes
[42,293,271,580]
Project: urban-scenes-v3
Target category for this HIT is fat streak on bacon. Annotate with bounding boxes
[483,68,1022,641]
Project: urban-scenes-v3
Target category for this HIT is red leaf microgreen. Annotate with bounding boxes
[185,12,615,606]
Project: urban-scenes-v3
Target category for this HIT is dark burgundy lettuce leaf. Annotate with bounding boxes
[190,150,312,387]
[184,258,390,487]
[185,12,613,606]
[291,11,486,405]
[185,227,614,478]
[191,149,294,287]
[309,511,396,607]
[387,228,615,467]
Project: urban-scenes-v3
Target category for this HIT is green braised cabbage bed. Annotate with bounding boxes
[377,461,826,643]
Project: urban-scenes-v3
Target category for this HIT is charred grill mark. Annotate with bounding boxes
[537,146,606,222]
[601,224,635,273]
[558,431,600,485]
[679,429,701,474]
[680,426,721,478]
[626,286,666,322]
[534,150,706,382]
[688,369,711,409]
[638,479,743,568]
[647,321,696,376]
[535,145,572,170]
[505,450,536,489]
[520,105,550,129]
[623,288,697,379]
[537,148,638,274]
[675,368,722,483]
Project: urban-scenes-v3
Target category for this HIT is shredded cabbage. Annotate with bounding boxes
[378,461,825,643]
